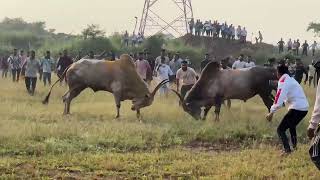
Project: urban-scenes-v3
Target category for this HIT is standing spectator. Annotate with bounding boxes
[302,40,309,56]
[56,50,73,85]
[189,18,194,35]
[41,51,54,86]
[293,40,298,55]
[287,39,293,51]
[294,59,308,84]
[278,38,285,53]
[176,60,198,99]
[155,49,170,71]
[156,57,173,98]
[135,52,151,83]
[131,33,137,47]
[266,64,309,155]
[241,27,247,43]
[315,59,320,85]
[296,39,301,56]
[216,22,221,38]
[258,31,263,43]
[7,48,21,82]
[204,21,211,37]
[124,31,129,47]
[236,25,242,40]
[137,33,144,45]
[311,41,317,56]
[1,56,9,78]
[195,20,200,36]
[22,50,40,96]
[169,52,183,80]
[200,53,211,72]
[230,25,235,40]
[307,60,316,88]
[20,50,27,78]
[245,56,256,68]
[232,54,246,69]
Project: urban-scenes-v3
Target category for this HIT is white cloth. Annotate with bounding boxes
[310,81,320,129]
[232,60,247,69]
[246,62,256,68]
[155,56,170,66]
[309,64,316,77]
[311,43,317,50]
[156,64,173,81]
[176,67,197,86]
[271,74,309,113]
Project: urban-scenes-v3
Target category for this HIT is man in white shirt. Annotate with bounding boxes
[176,60,198,99]
[266,64,309,155]
[245,56,255,68]
[232,55,246,69]
[155,49,170,73]
[308,60,316,88]
[135,52,151,82]
[287,39,293,51]
[156,56,173,97]
[308,80,320,169]
[241,27,247,43]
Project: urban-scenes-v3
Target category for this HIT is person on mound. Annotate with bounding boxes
[266,64,309,156]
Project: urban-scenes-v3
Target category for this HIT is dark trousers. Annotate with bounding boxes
[43,72,51,86]
[25,77,37,94]
[302,48,308,56]
[2,69,8,78]
[277,109,308,152]
[12,68,21,82]
[181,84,194,99]
[309,125,320,170]
[279,47,284,53]
[313,49,316,56]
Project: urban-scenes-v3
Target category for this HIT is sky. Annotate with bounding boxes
[0,0,319,44]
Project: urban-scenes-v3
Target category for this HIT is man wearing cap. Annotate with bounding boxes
[200,53,211,72]
[176,60,198,99]
[135,52,152,83]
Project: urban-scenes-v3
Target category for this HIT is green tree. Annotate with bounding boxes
[81,24,105,40]
[307,22,320,36]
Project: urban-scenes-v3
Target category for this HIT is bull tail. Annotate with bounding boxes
[42,65,71,105]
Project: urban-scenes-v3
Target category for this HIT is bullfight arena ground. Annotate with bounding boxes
[0,77,319,179]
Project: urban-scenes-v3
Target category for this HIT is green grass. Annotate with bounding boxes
[0,76,319,179]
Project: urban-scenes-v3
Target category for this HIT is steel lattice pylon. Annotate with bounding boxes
[138,0,193,38]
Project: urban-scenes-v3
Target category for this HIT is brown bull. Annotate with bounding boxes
[172,61,277,121]
[43,54,168,119]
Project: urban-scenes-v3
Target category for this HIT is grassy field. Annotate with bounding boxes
[0,76,319,179]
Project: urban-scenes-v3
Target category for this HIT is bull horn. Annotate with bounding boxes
[151,79,170,97]
[171,89,184,102]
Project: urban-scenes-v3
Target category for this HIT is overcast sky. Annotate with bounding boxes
[0,0,319,44]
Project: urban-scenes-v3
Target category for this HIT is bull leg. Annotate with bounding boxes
[226,99,231,109]
[202,106,212,120]
[214,96,223,121]
[113,93,121,119]
[136,109,142,123]
[63,87,85,115]
[259,94,274,112]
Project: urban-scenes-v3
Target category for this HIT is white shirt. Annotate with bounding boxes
[241,29,247,36]
[311,43,317,50]
[246,61,256,68]
[176,67,197,86]
[309,64,316,77]
[157,64,173,81]
[271,74,309,113]
[232,60,247,69]
[310,81,320,129]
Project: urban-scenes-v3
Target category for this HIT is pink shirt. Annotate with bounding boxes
[135,59,151,80]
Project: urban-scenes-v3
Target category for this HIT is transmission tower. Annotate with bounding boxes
[138,0,193,38]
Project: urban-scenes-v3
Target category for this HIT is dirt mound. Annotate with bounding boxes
[181,34,274,60]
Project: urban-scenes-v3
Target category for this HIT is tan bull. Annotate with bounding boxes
[43,54,167,119]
